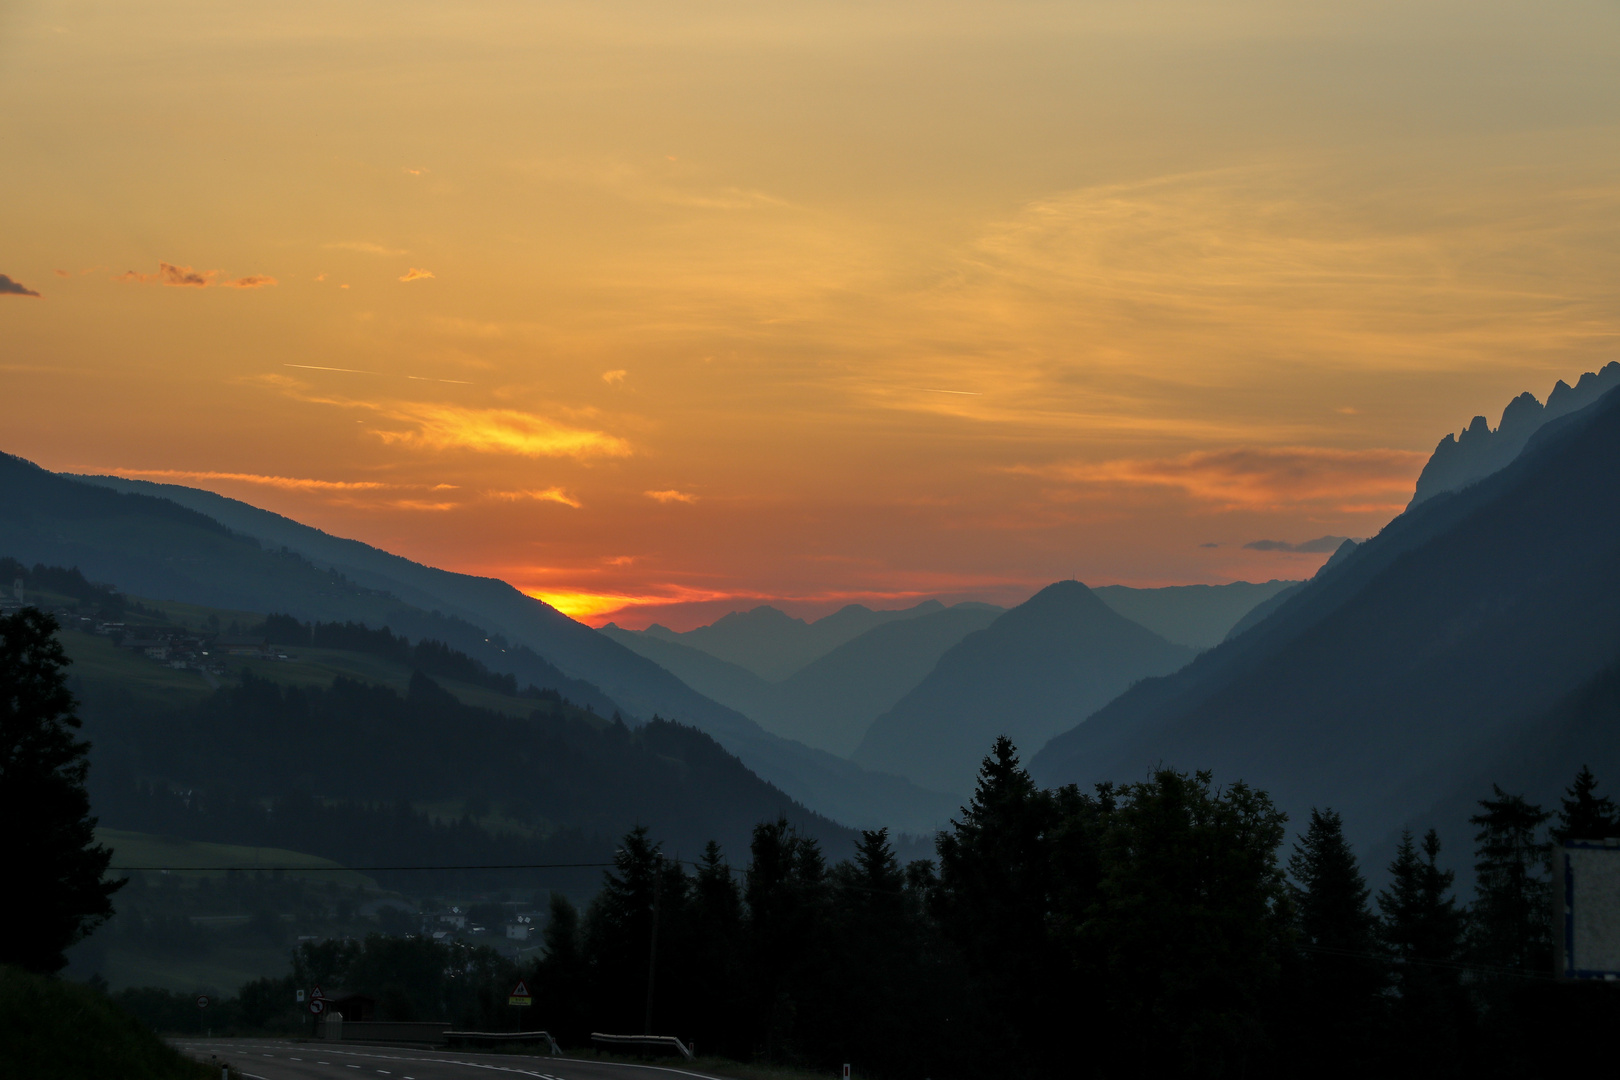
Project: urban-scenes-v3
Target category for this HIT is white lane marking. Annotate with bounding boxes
[244,1074,270,1079]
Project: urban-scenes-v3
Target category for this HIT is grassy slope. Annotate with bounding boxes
[0,965,214,1080]
[96,829,379,889]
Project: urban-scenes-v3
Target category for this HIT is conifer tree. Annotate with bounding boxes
[0,608,123,972]
[1468,787,1552,974]
[933,737,1058,1074]
[1286,808,1384,1073]
[1551,765,1620,842]
[1377,829,1468,1073]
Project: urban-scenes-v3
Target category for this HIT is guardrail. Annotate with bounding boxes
[445,1031,561,1054]
[591,1033,694,1061]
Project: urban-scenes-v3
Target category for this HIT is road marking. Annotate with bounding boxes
[244,1074,270,1079]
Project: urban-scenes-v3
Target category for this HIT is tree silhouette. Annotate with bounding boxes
[0,608,123,972]
[1552,765,1620,842]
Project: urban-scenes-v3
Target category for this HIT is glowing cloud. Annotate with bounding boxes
[221,275,277,289]
[645,489,698,504]
[490,487,583,508]
[1016,446,1426,513]
[372,403,632,460]
[602,369,628,385]
[327,241,408,256]
[103,468,395,492]
[399,267,435,282]
[114,263,275,289]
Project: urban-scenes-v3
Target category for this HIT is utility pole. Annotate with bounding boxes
[644,852,664,1035]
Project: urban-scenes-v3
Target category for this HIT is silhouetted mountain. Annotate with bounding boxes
[1032,384,1620,856]
[1091,580,1298,649]
[638,600,950,680]
[608,603,1006,756]
[49,465,960,833]
[1222,542,1356,643]
[853,581,1197,793]
[1408,361,1620,506]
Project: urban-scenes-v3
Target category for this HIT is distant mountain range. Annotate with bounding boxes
[1033,379,1620,860]
[13,461,959,835]
[1408,360,1620,506]
[854,581,1199,794]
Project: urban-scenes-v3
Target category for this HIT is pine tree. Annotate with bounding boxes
[933,736,1058,1075]
[1551,765,1620,843]
[1468,786,1552,974]
[1377,829,1468,1075]
[1286,808,1384,1074]
[0,608,124,972]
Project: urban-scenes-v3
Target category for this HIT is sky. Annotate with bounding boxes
[3,0,1618,629]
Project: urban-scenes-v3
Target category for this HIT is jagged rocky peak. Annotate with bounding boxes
[1408,361,1620,507]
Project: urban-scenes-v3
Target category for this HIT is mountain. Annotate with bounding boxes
[1031,383,1620,857]
[1408,361,1620,506]
[43,462,959,833]
[604,602,1005,756]
[635,600,952,681]
[1091,581,1298,650]
[853,581,1198,794]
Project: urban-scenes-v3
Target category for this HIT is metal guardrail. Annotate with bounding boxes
[445,1031,562,1054]
[591,1033,694,1061]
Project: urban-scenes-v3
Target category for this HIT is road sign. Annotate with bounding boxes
[309,999,325,1015]
[196,996,209,1009]
[297,989,306,1003]
[507,980,532,1007]
[311,984,326,1001]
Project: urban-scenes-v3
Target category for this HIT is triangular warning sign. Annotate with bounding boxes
[511,981,529,997]
[312,984,326,1000]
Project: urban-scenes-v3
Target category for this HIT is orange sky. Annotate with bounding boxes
[3,1,1618,628]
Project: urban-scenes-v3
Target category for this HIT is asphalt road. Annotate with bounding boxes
[175,1038,728,1080]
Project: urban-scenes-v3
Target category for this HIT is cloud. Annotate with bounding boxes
[403,167,426,177]
[0,274,40,297]
[103,468,396,492]
[645,489,698,504]
[399,267,435,282]
[53,269,70,278]
[1012,445,1426,513]
[602,369,628,385]
[1199,542,1220,548]
[371,403,632,460]
[114,263,274,289]
[490,487,583,508]
[326,241,408,256]
[1243,536,1355,553]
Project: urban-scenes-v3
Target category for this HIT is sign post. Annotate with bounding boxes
[309,985,327,1037]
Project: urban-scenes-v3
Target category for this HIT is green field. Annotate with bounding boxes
[98,829,379,889]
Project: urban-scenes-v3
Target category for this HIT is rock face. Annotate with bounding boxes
[1032,381,1620,859]
[1409,362,1620,506]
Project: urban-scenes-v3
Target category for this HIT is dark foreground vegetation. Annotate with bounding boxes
[110,745,1620,1080]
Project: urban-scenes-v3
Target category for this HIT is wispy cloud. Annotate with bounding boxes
[1013,446,1426,513]
[0,274,40,297]
[602,369,628,385]
[115,263,276,289]
[372,403,632,460]
[645,489,698,504]
[399,267,435,282]
[1244,535,1355,553]
[490,487,583,508]
[326,241,408,256]
[103,468,396,492]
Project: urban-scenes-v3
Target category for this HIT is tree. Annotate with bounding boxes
[1377,830,1468,1073]
[744,817,828,1062]
[0,608,123,972]
[1286,808,1384,1074]
[933,737,1059,1076]
[1093,769,1290,1077]
[1468,786,1552,974]
[1551,765,1620,843]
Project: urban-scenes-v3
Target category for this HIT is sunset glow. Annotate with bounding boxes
[5,0,1618,628]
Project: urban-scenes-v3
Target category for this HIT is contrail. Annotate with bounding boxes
[905,387,981,395]
[285,363,377,375]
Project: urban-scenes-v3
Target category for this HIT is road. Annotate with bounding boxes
[175,1039,728,1080]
